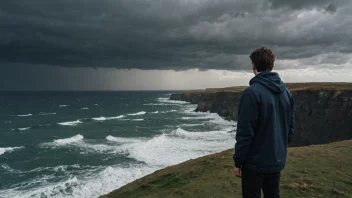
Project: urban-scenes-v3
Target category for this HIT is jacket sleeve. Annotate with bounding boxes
[234,89,259,168]
[288,96,295,144]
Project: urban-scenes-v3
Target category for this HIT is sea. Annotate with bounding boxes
[0,91,237,198]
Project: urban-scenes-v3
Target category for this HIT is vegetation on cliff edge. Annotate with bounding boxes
[182,82,352,94]
[103,140,352,198]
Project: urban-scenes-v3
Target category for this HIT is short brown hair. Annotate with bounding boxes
[249,47,276,72]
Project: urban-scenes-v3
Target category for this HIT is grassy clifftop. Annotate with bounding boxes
[103,140,352,198]
[183,82,352,94]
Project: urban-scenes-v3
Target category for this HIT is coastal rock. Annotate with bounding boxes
[195,91,242,121]
[190,94,202,104]
[170,92,202,104]
[170,94,182,101]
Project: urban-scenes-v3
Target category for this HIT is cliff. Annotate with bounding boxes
[170,90,203,104]
[103,140,352,198]
[171,83,352,147]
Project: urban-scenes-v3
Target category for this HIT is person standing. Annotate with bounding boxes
[233,47,295,198]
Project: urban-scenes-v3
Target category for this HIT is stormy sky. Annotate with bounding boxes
[1,0,352,90]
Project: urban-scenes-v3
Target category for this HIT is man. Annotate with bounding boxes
[233,47,295,198]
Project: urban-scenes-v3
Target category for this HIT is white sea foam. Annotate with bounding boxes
[157,97,189,104]
[151,111,159,114]
[39,112,57,116]
[207,116,237,126]
[81,107,89,110]
[182,108,207,115]
[17,114,32,117]
[121,132,235,166]
[107,115,125,120]
[1,164,15,172]
[181,116,214,120]
[106,135,143,143]
[127,111,146,116]
[59,105,68,108]
[54,135,84,144]
[132,119,144,121]
[172,128,233,141]
[157,109,177,113]
[17,127,31,131]
[77,143,123,155]
[181,112,222,120]
[92,117,107,121]
[1,164,85,174]
[0,146,24,156]
[41,136,123,155]
[144,103,167,106]
[92,115,124,121]
[180,123,204,127]
[58,120,82,126]
[0,165,157,198]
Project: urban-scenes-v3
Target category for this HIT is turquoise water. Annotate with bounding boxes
[0,91,236,198]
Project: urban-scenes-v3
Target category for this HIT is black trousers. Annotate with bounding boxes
[241,167,281,198]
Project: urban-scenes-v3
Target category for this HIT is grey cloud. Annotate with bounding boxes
[267,0,342,10]
[325,3,337,13]
[0,0,351,70]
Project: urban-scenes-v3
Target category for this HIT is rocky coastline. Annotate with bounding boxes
[170,83,352,147]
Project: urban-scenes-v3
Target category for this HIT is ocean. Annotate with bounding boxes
[0,91,236,198]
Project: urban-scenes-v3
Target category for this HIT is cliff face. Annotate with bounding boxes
[289,90,352,146]
[196,91,242,120]
[170,93,202,104]
[187,84,352,147]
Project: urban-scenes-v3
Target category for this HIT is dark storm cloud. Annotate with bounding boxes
[0,0,351,70]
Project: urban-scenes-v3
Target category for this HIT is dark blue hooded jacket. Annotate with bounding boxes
[234,71,295,173]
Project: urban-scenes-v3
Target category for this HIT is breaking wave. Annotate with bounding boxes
[92,115,125,121]
[107,115,125,120]
[143,103,167,106]
[39,112,57,116]
[17,114,32,117]
[0,146,24,156]
[132,119,144,121]
[54,135,84,144]
[157,97,189,104]
[106,136,143,144]
[0,165,157,198]
[119,131,235,166]
[92,117,107,121]
[127,111,146,116]
[58,120,82,126]
[180,123,204,127]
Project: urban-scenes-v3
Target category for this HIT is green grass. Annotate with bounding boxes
[103,140,352,198]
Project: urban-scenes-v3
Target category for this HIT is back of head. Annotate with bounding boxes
[249,47,286,93]
[249,47,276,72]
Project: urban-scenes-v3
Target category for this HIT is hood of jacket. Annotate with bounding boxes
[250,71,286,94]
